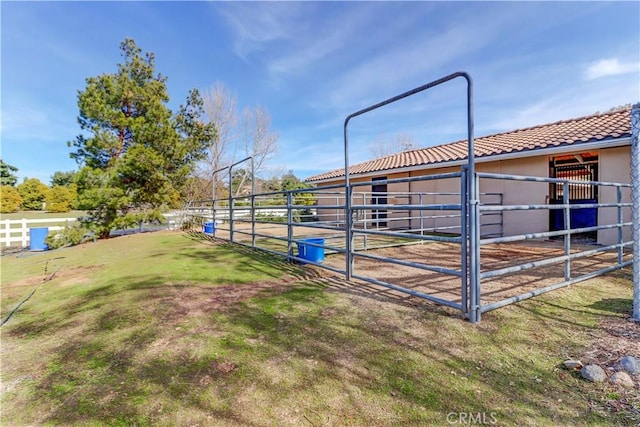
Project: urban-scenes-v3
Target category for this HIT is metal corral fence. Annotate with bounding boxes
[181,74,638,323]
[181,170,631,323]
[475,173,632,316]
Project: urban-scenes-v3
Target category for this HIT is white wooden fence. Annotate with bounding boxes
[1,212,191,248]
[1,218,78,248]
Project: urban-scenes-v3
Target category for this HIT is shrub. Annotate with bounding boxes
[46,185,74,213]
[17,178,50,210]
[45,224,95,249]
[1,185,22,213]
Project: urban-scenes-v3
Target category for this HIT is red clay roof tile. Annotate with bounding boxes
[306,107,633,182]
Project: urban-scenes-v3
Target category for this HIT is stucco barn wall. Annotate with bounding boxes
[598,146,631,245]
[310,146,631,244]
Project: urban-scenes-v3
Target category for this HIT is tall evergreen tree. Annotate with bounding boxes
[69,39,215,237]
[50,171,77,187]
[0,160,19,187]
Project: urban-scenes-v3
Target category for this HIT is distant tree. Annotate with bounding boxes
[0,160,19,187]
[68,38,215,238]
[607,104,632,113]
[50,170,77,187]
[593,104,633,115]
[229,168,249,196]
[46,186,74,213]
[0,185,22,213]
[259,174,282,194]
[281,170,308,191]
[201,82,239,199]
[369,133,416,159]
[182,175,214,202]
[17,178,50,210]
[199,82,279,199]
[235,105,278,196]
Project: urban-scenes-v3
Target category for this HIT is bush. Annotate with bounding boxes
[45,224,95,249]
[17,178,50,210]
[1,185,22,213]
[46,185,74,213]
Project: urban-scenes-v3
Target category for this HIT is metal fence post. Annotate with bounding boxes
[631,103,640,322]
[563,182,571,280]
[617,186,623,265]
[251,157,256,248]
[471,172,481,322]
[229,168,234,243]
[464,78,479,323]
[362,192,368,251]
[346,185,354,280]
[287,192,293,262]
[461,166,468,316]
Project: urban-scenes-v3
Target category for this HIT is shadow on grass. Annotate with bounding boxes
[588,298,633,315]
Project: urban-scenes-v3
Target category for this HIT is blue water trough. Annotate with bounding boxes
[203,222,215,235]
[297,238,325,264]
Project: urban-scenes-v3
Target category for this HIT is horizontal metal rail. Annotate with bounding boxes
[480,241,632,280]
[352,250,461,276]
[478,172,632,187]
[480,261,632,314]
[231,240,348,275]
[480,222,633,245]
[351,273,463,310]
[352,203,462,211]
[480,202,632,211]
[349,172,463,188]
[353,228,462,243]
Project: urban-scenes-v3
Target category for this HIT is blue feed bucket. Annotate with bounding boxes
[203,222,215,234]
[29,227,49,251]
[297,238,325,264]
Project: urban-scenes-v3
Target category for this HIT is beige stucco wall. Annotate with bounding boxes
[598,146,631,245]
[480,157,549,237]
[312,146,631,243]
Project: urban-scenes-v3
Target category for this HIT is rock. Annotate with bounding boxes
[619,356,640,374]
[581,364,607,382]
[611,372,635,388]
[563,359,583,370]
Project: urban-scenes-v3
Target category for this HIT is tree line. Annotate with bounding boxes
[0,38,311,238]
[1,163,78,213]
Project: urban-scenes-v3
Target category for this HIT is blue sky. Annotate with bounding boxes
[2,1,639,184]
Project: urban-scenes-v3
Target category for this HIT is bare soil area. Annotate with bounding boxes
[319,239,630,307]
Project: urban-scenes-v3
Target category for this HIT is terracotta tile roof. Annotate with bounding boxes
[306,107,633,182]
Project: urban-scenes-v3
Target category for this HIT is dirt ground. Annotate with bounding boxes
[324,240,630,307]
[195,223,630,313]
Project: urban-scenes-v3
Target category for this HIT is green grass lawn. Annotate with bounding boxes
[1,231,637,426]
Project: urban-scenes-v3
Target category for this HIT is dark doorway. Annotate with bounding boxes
[549,153,598,240]
[372,177,388,228]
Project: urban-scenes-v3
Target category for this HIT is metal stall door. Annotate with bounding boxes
[371,177,388,229]
[549,157,598,235]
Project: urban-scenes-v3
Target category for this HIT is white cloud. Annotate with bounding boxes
[215,2,307,60]
[484,74,639,134]
[1,103,75,142]
[584,58,640,80]
[321,5,519,114]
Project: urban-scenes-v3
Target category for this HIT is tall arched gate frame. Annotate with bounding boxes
[184,73,640,324]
